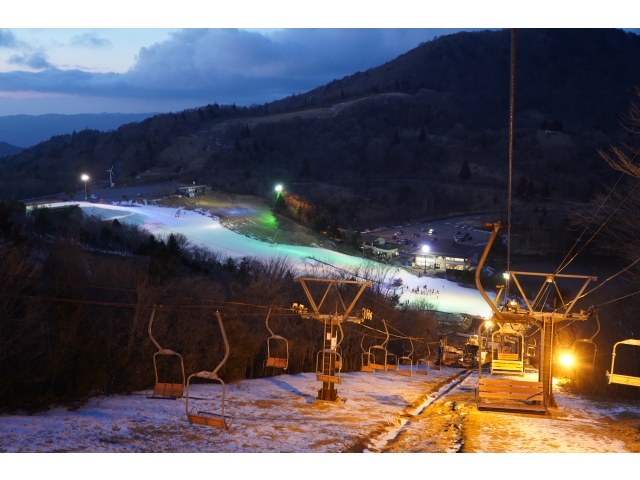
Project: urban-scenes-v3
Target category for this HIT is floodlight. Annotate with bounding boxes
[275,185,283,192]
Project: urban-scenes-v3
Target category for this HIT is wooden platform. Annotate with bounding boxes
[477,378,546,414]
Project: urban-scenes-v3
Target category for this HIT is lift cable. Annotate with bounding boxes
[556,182,637,274]
[553,254,640,312]
[506,28,517,300]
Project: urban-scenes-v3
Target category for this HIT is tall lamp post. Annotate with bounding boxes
[81,174,89,201]
[421,244,429,273]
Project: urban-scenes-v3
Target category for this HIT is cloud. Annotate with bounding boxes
[69,32,113,48]
[0,29,22,49]
[0,29,468,106]
[7,52,52,70]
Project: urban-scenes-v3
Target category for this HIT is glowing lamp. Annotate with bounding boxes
[558,352,575,368]
[81,174,89,181]
[503,272,510,279]
[275,185,283,193]
[422,245,429,252]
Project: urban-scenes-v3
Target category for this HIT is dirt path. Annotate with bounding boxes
[383,372,640,453]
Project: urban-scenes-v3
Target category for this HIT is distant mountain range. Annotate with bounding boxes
[0,141,23,158]
[0,113,158,148]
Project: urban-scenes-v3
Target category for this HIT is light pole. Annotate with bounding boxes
[81,174,89,201]
[421,244,429,273]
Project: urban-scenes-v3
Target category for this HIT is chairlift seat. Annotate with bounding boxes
[606,339,640,387]
[266,357,288,368]
[397,370,412,377]
[317,374,343,384]
[151,382,184,399]
[187,410,234,428]
[607,372,640,387]
[477,378,546,414]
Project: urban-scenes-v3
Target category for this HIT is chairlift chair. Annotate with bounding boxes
[571,310,600,371]
[415,343,431,375]
[316,322,344,383]
[397,338,414,377]
[185,312,234,429]
[368,319,390,371]
[360,335,375,372]
[490,328,525,376]
[316,348,343,384]
[606,339,640,387]
[572,339,597,371]
[264,308,289,371]
[386,352,399,372]
[146,308,186,400]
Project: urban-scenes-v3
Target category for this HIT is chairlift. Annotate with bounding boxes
[316,349,343,384]
[368,320,390,371]
[185,312,234,429]
[316,323,344,384]
[360,335,375,372]
[147,308,186,400]
[264,307,289,372]
[606,339,640,387]
[570,310,600,371]
[490,328,525,375]
[386,352,399,372]
[415,342,431,375]
[397,338,414,377]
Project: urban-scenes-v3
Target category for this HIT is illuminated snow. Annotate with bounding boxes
[73,201,495,317]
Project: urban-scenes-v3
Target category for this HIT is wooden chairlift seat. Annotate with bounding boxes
[368,345,388,372]
[397,338,414,377]
[185,312,234,430]
[360,338,375,372]
[415,359,430,375]
[607,339,640,387]
[490,329,525,376]
[147,309,186,400]
[476,378,546,413]
[386,353,398,372]
[264,308,289,372]
[316,348,342,384]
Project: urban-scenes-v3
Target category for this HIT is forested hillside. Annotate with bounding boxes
[1,29,639,234]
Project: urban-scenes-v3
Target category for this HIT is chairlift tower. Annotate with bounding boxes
[476,222,597,409]
[295,278,372,402]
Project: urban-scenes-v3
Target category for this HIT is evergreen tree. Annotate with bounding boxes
[458,160,471,181]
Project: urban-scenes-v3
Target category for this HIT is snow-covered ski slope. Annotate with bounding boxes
[70,201,494,317]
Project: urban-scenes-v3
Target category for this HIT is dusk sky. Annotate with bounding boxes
[1,2,631,116]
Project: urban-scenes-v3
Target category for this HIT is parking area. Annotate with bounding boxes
[361,214,498,248]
